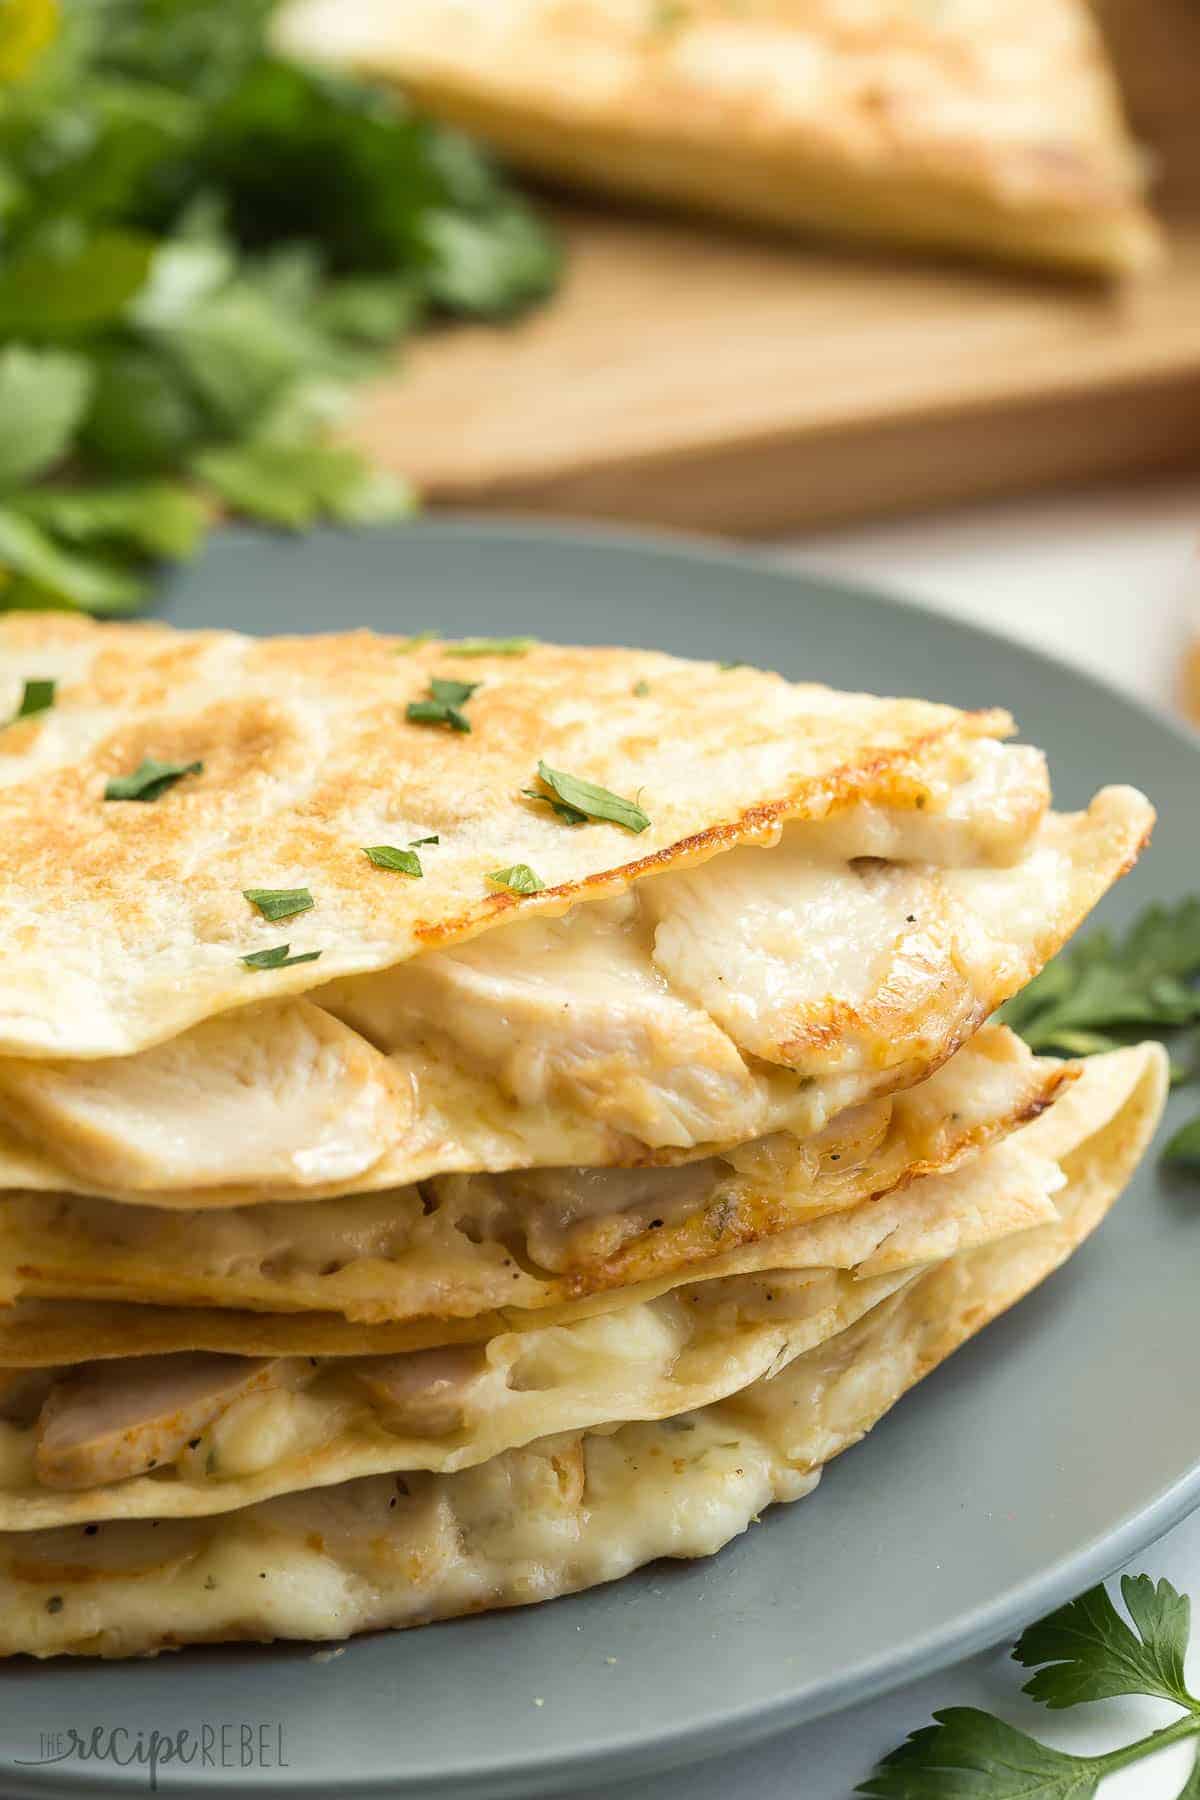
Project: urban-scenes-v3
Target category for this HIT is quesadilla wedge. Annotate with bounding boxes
[0,615,1023,1062]
[0,1027,1070,1322]
[0,1043,1163,1655]
[278,0,1162,278]
[0,768,1149,1202]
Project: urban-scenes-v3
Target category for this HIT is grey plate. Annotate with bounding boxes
[3,520,1198,1799]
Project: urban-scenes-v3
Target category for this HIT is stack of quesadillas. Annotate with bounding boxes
[0,616,1165,1656]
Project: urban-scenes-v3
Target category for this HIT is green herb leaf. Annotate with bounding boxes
[430,676,479,707]
[0,229,156,338]
[422,202,561,319]
[1164,1116,1200,1170]
[443,637,536,658]
[0,347,93,489]
[394,631,438,654]
[857,1707,1101,1799]
[242,886,315,922]
[534,761,651,833]
[0,507,147,616]
[407,698,470,733]
[633,679,650,697]
[997,899,1200,1056]
[192,441,414,531]
[488,864,544,895]
[13,483,209,560]
[11,678,55,721]
[80,346,207,474]
[241,943,322,970]
[1016,1576,1192,1709]
[409,834,439,847]
[312,276,423,346]
[104,757,203,802]
[522,785,588,827]
[363,846,422,877]
[407,675,479,734]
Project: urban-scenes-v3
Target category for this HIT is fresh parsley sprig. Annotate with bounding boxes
[997,900,1200,1058]
[0,0,559,615]
[860,1573,1200,1798]
[997,896,1200,1165]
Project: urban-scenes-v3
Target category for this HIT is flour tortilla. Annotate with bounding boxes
[0,1042,1164,1655]
[0,615,1016,1061]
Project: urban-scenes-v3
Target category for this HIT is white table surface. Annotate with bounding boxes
[556,473,1200,1800]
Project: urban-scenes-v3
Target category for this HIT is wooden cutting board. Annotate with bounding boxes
[346,1,1200,536]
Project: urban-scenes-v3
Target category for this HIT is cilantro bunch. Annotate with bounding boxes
[861,1573,1200,1797]
[0,0,559,613]
[997,897,1200,1169]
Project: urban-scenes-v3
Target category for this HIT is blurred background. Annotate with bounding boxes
[0,0,1195,716]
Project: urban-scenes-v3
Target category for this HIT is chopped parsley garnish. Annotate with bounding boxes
[364,846,422,877]
[632,679,650,697]
[103,757,203,802]
[13,677,55,720]
[533,761,651,833]
[394,632,439,654]
[242,887,314,922]
[522,786,588,826]
[431,677,478,706]
[409,834,439,846]
[488,864,544,895]
[407,676,480,734]
[859,1571,1200,1796]
[444,637,537,658]
[241,944,322,970]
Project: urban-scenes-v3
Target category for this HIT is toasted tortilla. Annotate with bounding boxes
[279,0,1161,277]
[0,615,1014,1062]
[0,1028,1069,1327]
[0,1042,1164,1655]
[0,777,1150,1201]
